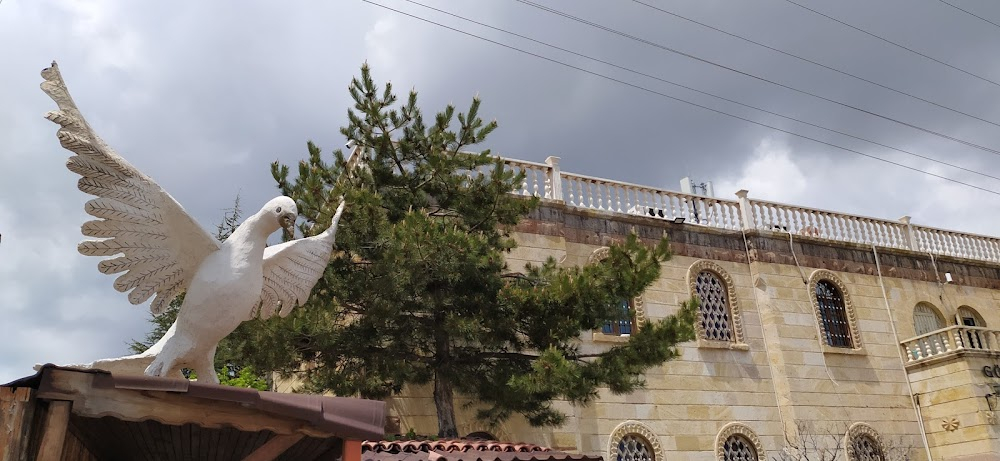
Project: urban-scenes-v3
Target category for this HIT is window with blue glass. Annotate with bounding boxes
[602,298,635,336]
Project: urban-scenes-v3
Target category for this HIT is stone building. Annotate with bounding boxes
[323,156,1000,461]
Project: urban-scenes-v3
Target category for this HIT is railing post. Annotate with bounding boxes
[545,156,563,202]
[735,189,753,230]
[900,215,917,250]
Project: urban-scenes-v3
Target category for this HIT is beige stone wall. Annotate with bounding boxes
[276,202,1000,461]
[388,231,933,461]
[908,353,1000,460]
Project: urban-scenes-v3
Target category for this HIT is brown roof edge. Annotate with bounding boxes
[5,364,386,441]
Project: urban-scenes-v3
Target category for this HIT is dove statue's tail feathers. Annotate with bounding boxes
[32,350,159,377]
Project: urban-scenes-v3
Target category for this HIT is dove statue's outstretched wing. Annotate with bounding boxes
[41,62,221,315]
[257,201,345,319]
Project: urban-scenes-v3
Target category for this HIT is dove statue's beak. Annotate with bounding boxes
[280,212,296,234]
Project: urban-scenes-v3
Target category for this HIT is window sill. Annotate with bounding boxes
[821,344,865,355]
[697,339,750,351]
[593,332,632,343]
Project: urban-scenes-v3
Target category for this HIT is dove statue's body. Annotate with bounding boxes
[38,62,344,384]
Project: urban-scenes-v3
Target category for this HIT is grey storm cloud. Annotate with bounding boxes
[3,0,1000,381]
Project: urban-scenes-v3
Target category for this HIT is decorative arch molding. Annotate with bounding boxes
[715,422,764,461]
[589,247,647,328]
[457,421,512,443]
[687,260,747,349]
[588,246,612,264]
[844,422,885,461]
[608,420,663,461]
[808,269,863,352]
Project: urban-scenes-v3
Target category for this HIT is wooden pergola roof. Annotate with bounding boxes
[1,365,386,461]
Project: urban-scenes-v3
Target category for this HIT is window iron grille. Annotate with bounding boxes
[815,280,853,348]
[695,270,733,341]
[616,434,654,461]
[849,434,885,461]
[722,434,758,461]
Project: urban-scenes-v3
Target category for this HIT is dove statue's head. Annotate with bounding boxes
[262,196,298,234]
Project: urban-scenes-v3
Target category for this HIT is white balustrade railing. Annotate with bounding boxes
[742,199,910,250]
[912,225,1000,264]
[901,326,1000,363]
[504,158,553,199]
[560,171,743,230]
[497,156,1000,264]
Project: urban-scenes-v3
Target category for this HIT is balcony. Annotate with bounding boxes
[901,326,1000,366]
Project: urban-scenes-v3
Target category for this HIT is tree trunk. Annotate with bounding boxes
[433,319,458,438]
[433,371,458,438]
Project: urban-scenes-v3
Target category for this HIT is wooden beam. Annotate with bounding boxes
[242,434,304,461]
[343,439,362,461]
[36,400,71,461]
[0,387,36,461]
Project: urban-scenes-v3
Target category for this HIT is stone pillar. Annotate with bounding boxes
[900,215,917,250]
[735,189,753,231]
[545,156,563,202]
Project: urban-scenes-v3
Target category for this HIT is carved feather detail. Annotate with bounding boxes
[256,203,342,320]
[42,61,220,315]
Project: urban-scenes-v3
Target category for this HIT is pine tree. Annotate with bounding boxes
[236,64,696,437]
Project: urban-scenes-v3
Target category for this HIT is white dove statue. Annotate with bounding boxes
[38,61,345,384]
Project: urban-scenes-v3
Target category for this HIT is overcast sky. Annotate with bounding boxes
[4,0,1000,382]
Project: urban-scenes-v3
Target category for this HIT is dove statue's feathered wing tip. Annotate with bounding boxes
[38,60,222,315]
[40,61,79,121]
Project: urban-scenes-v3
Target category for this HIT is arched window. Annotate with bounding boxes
[465,431,496,441]
[957,306,987,349]
[957,306,986,327]
[609,421,662,461]
[602,298,635,336]
[716,423,764,461]
[849,434,885,461]
[910,303,946,359]
[846,423,886,461]
[913,303,945,336]
[722,434,758,461]
[688,260,746,348]
[591,247,647,341]
[696,270,733,341]
[616,434,654,461]
[815,280,852,348]
[808,270,861,351]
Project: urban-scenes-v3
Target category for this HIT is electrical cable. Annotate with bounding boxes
[514,0,1000,157]
[937,0,1000,30]
[403,0,1000,182]
[782,0,1000,89]
[362,0,1000,197]
[632,0,1000,130]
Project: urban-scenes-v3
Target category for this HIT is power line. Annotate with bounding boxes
[782,0,1000,89]
[632,0,1000,130]
[361,0,1000,197]
[938,0,1000,30]
[514,0,1000,158]
[401,0,1000,183]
